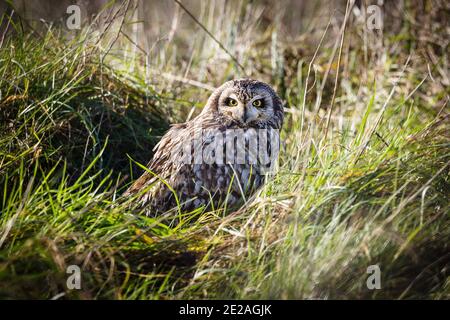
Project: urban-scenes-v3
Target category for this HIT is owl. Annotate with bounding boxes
[124,79,284,214]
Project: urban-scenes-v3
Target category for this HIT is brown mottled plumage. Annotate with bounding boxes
[124,79,284,214]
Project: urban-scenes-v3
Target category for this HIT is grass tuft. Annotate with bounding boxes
[0,0,449,299]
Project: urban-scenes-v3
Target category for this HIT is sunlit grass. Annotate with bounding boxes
[0,1,448,299]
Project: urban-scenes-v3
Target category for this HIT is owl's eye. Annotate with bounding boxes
[226,98,238,106]
[252,99,263,107]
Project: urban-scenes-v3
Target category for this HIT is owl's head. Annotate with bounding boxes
[202,79,284,129]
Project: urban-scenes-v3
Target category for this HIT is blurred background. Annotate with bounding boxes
[0,0,448,300]
[1,0,446,91]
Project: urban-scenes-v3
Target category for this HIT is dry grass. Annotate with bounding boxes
[0,0,449,299]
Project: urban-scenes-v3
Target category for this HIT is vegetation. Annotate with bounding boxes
[0,0,448,299]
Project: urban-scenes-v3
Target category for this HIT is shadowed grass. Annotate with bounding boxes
[0,0,449,299]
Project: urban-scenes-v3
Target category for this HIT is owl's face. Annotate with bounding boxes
[203,79,284,129]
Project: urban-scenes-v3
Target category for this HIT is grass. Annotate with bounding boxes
[0,0,449,299]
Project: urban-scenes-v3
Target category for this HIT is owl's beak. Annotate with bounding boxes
[229,105,258,124]
[241,106,259,124]
[242,108,249,123]
[230,106,248,124]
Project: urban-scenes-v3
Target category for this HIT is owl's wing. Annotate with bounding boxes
[123,123,187,196]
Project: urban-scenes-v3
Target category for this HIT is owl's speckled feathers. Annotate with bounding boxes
[124,79,284,214]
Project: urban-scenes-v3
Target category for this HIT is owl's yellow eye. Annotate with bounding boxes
[227,98,238,106]
[252,99,263,107]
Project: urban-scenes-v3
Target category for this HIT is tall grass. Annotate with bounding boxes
[0,0,448,299]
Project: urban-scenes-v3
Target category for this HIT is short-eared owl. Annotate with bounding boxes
[124,79,284,214]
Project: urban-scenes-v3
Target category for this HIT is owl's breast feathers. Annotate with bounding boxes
[124,112,280,213]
